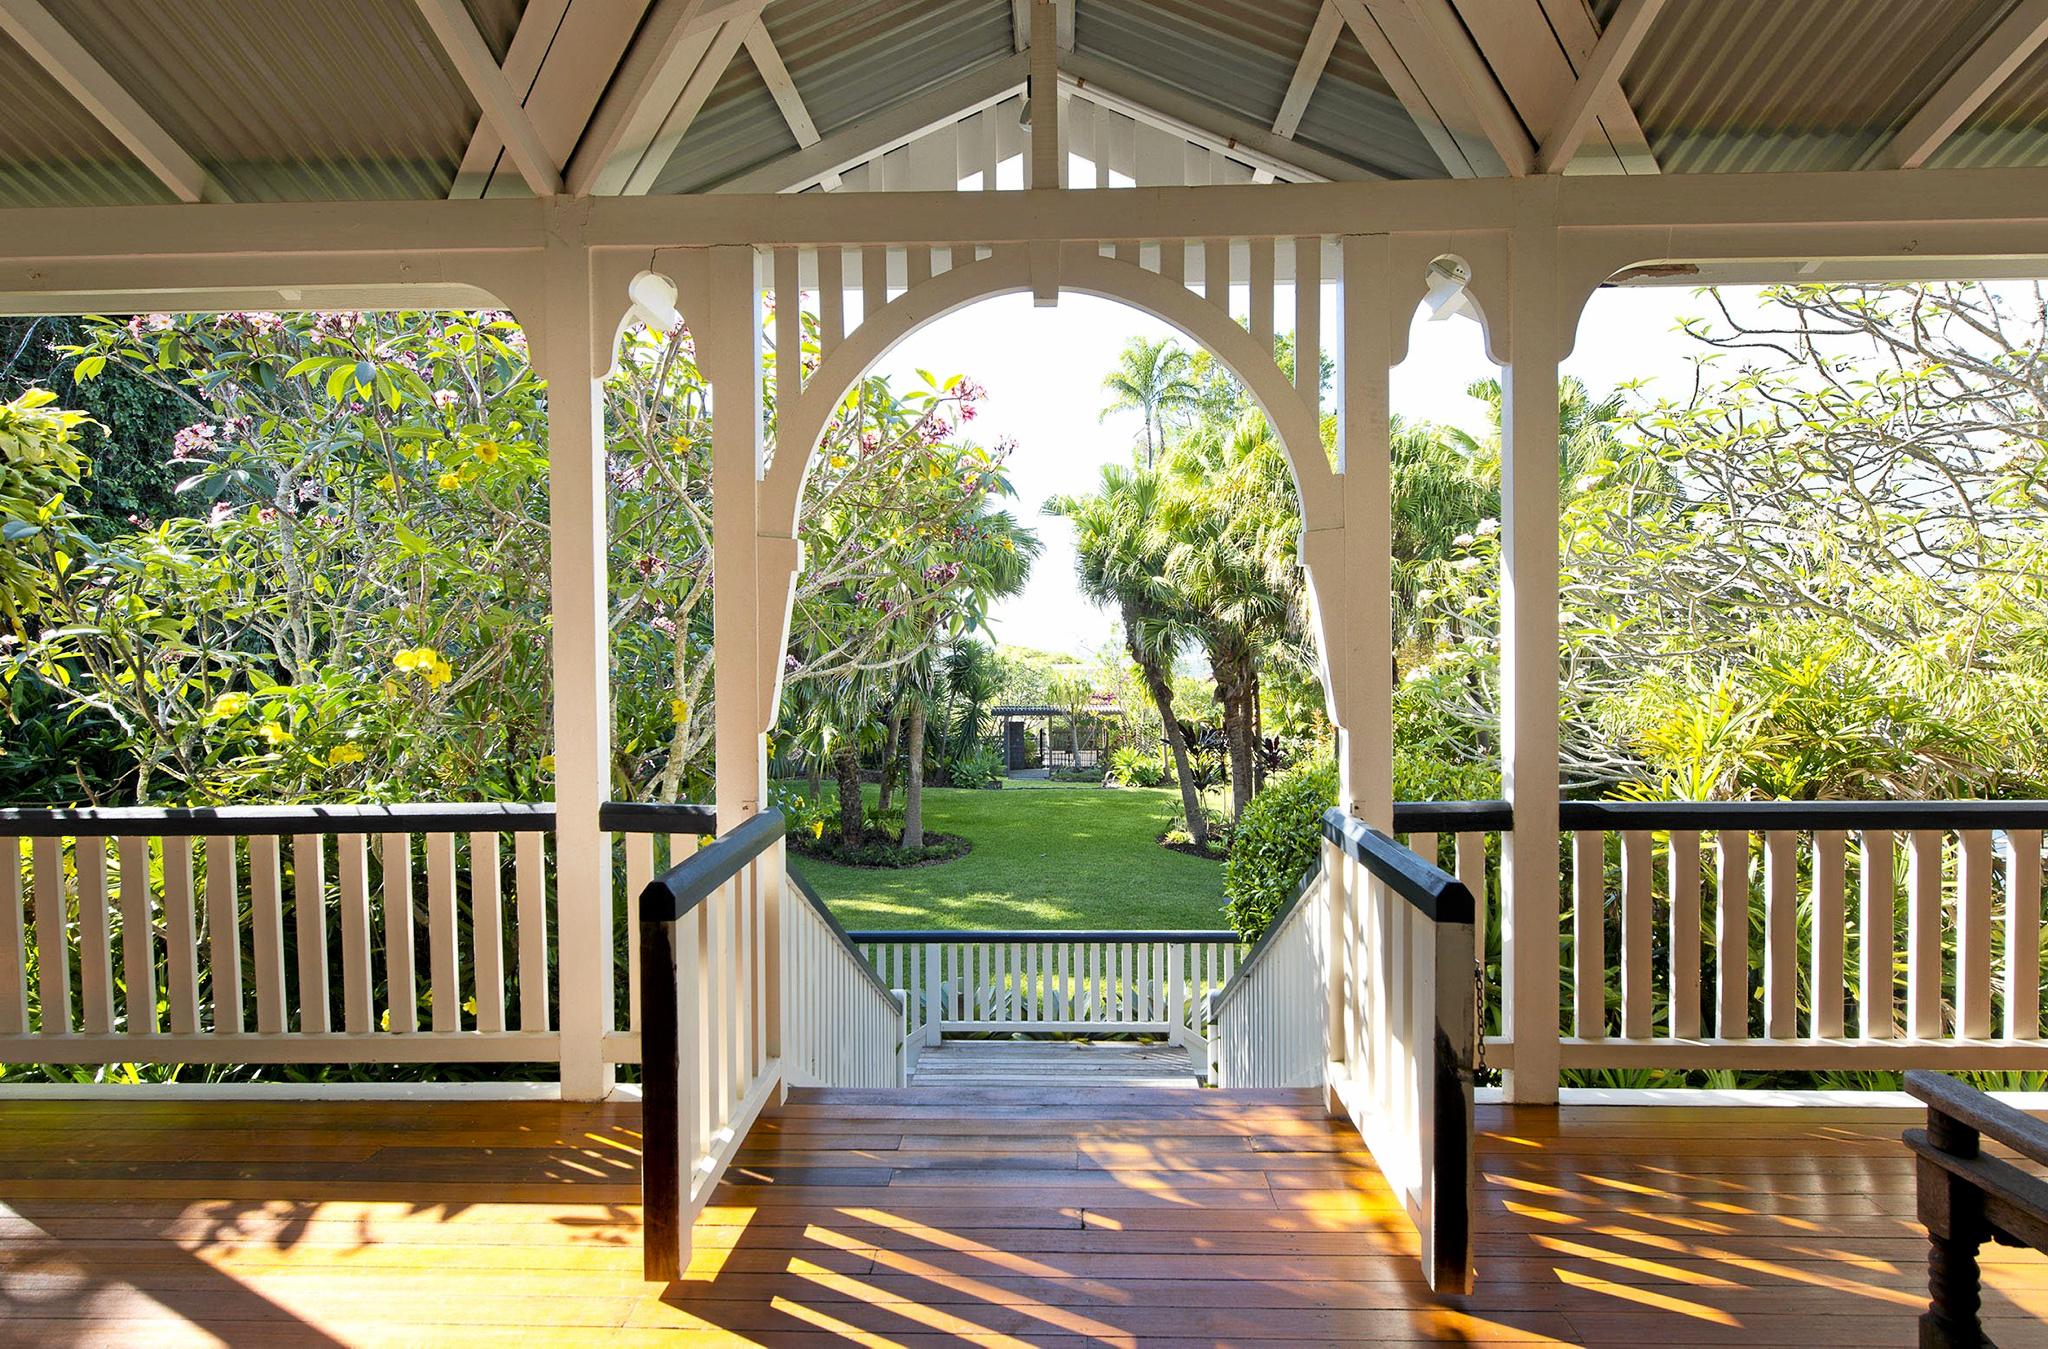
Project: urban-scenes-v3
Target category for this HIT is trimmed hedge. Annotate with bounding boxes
[1222,757,1336,943]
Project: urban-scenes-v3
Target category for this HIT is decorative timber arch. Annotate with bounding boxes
[715,238,1358,818]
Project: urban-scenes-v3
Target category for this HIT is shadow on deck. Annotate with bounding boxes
[0,1090,2044,1343]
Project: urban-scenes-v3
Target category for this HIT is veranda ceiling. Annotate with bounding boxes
[3,0,2047,210]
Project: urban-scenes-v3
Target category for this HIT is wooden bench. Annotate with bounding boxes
[1904,1069,2048,1347]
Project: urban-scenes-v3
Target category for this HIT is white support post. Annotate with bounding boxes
[1499,186,1564,1104]
[704,245,769,831]
[536,215,615,1100]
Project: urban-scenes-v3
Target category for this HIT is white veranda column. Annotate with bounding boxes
[535,220,616,1101]
[1499,194,1565,1105]
[703,245,769,831]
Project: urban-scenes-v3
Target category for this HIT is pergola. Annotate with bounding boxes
[8,0,2048,1336]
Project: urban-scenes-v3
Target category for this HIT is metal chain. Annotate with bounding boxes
[1472,961,1490,1080]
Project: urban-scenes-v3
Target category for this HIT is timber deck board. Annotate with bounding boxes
[1,1090,2045,1343]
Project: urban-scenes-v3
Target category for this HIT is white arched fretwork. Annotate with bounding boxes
[748,235,1349,742]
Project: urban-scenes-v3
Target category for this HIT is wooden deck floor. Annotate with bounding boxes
[1,1088,2045,1345]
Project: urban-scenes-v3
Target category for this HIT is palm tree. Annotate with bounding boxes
[1050,466,1211,846]
[1100,337,1199,468]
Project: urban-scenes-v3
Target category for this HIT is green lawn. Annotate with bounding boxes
[794,785,1229,932]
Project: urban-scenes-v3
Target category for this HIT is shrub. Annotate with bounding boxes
[1223,756,1336,943]
[1107,746,1164,788]
[946,745,1005,790]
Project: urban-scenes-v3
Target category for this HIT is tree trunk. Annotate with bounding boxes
[903,701,927,848]
[878,702,903,812]
[1124,616,1206,846]
[806,760,824,802]
[1212,650,1245,822]
[833,743,864,846]
[1069,708,1084,764]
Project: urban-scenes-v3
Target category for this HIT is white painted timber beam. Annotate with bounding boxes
[1538,0,1656,173]
[1537,0,1663,175]
[1029,0,1061,189]
[0,0,218,203]
[1257,0,1346,184]
[1276,1,1346,142]
[413,0,563,196]
[742,19,840,190]
[1061,56,1375,182]
[451,0,650,200]
[1875,0,2048,170]
[711,54,1028,193]
[1334,0,1533,177]
[566,0,761,196]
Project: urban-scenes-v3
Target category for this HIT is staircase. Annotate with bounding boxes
[906,1037,1202,1088]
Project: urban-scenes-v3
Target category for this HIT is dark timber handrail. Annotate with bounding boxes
[1559,798,2048,830]
[0,802,556,837]
[638,807,785,1282]
[1394,800,1512,833]
[1904,1070,2048,1346]
[599,801,718,835]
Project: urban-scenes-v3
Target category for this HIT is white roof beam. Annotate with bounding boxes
[0,0,218,203]
[712,54,1029,193]
[412,0,562,196]
[1028,0,1061,189]
[566,0,761,196]
[451,0,650,200]
[1275,1,1345,142]
[618,17,749,195]
[1258,0,1346,183]
[1537,0,1663,174]
[741,19,840,189]
[1875,0,2048,170]
[1333,0,1533,177]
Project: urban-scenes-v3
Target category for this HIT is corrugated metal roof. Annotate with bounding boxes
[759,0,1014,136]
[656,50,800,194]
[1928,37,2048,169]
[1621,0,2017,174]
[1298,19,1450,181]
[662,0,1014,192]
[0,29,174,207]
[46,0,477,202]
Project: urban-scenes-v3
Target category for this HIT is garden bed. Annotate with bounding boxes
[789,830,971,869]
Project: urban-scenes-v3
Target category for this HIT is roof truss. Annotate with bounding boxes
[412,0,562,196]
[1535,0,1663,174]
[0,0,218,203]
[1875,0,2048,169]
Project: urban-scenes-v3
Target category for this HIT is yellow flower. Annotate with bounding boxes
[260,722,293,746]
[809,820,825,840]
[425,658,453,689]
[207,692,250,720]
[394,645,439,674]
[436,470,461,491]
[374,473,396,491]
[327,743,365,766]
[538,754,556,774]
[473,440,501,464]
[670,697,689,724]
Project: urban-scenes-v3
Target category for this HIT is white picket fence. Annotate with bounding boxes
[850,929,1239,1066]
[0,804,556,1063]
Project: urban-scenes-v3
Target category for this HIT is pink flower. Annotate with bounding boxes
[172,423,218,460]
[431,389,460,409]
[208,502,234,527]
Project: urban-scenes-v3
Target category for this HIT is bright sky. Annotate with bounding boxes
[871,281,1726,660]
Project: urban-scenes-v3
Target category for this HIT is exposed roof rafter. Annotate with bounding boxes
[712,54,1029,194]
[412,0,563,196]
[451,0,650,201]
[1875,0,2048,170]
[1536,0,1663,174]
[1062,54,1377,182]
[565,0,763,196]
[0,0,219,203]
[741,19,840,190]
[1330,0,1488,176]
[1275,1,1346,143]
